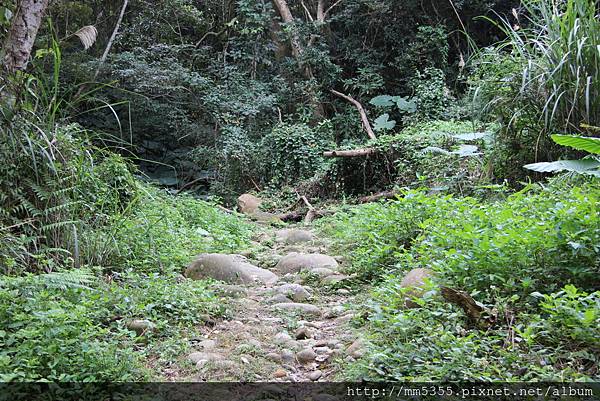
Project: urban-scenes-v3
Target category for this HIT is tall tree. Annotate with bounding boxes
[1,0,50,73]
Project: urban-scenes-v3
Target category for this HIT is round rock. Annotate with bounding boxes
[238,193,262,214]
[275,253,339,274]
[126,319,155,336]
[272,303,321,317]
[275,229,314,245]
[309,370,323,381]
[400,268,434,308]
[296,348,317,364]
[188,351,224,364]
[185,253,278,285]
[276,283,311,302]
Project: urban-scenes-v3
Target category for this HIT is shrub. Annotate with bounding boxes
[260,123,328,186]
[330,183,600,381]
[85,186,253,274]
[324,183,600,299]
[0,273,148,381]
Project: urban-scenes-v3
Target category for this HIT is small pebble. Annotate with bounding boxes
[309,370,323,381]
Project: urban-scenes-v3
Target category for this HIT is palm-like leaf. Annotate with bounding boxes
[551,135,600,155]
[524,158,600,176]
[74,25,98,50]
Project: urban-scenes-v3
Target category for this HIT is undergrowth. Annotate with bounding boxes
[322,181,600,381]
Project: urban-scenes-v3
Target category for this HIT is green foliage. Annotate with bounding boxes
[260,123,329,186]
[471,0,600,180]
[407,68,457,122]
[525,133,600,176]
[347,282,597,381]
[0,120,138,274]
[328,183,600,381]
[88,186,253,274]
[0,274,148,381]
[531,285,600,350]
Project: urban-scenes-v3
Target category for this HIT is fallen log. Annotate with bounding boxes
[323,148,376,157]
[359,189,400,203]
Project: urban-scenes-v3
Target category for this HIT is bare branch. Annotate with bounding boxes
[323,0,343,19]
[330,89,376,140]
[301,1,314,22]
[323,148,376,157]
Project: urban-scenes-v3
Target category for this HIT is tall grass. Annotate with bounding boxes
[492,0,600,134]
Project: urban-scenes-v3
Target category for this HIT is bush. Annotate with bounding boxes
[260,123,328,186]
[329,183,600,381]
[84,186,253,274]
[0,273,148,381]
[324,184,600,299]
[0,121,138,274]
[323,120,491,198]
[347,281,596,381]
[470,0,600,180]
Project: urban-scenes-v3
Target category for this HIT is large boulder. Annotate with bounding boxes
[237,193,262,214]
[275,229,314,245]
[185,254,278,285]
[400,268,434,308]
[275,253,338,274]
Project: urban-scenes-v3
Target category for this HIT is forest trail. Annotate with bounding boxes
[176,222,363,382]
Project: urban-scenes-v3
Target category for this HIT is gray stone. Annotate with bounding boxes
[281,349,295,363]
[308,370,323,381]
[188,351,224,364]
[272,303,321,317]
[347,339,365,359]
[314,346,331,355]
[309,267,336,278]
[400,268,434,308]
[197,339,217,350]
[266,352,282,362]
[294,326,312,340]
[274,332,293,345]
[250,211,282,224]
[126,319,154,336]
[275,229,314,245]
[296,348,317,364]
[275,253,339,274]
[267,293,292,304]
[324,305,346,318]
[185,253,278,285]
[276,283,311,302]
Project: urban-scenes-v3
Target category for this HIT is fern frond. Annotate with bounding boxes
[35,268,96,290]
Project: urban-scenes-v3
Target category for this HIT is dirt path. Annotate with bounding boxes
[179,223,364,382]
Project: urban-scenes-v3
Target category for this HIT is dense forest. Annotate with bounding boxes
[0,0,599,387]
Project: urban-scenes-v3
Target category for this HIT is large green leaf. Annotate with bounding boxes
[551,135,600,155]
[370,95,396,107]
[524,158,600,175]
[395,97,417,113]
[373,113,396,131]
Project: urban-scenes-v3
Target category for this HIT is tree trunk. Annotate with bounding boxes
[272,0,303,59]
[2,0,50,73]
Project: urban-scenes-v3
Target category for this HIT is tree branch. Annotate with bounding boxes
[323,148,376,157]
[330,89,376,140]
[93,0,128,80]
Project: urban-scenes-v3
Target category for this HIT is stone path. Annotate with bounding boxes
[179,225,363,382]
